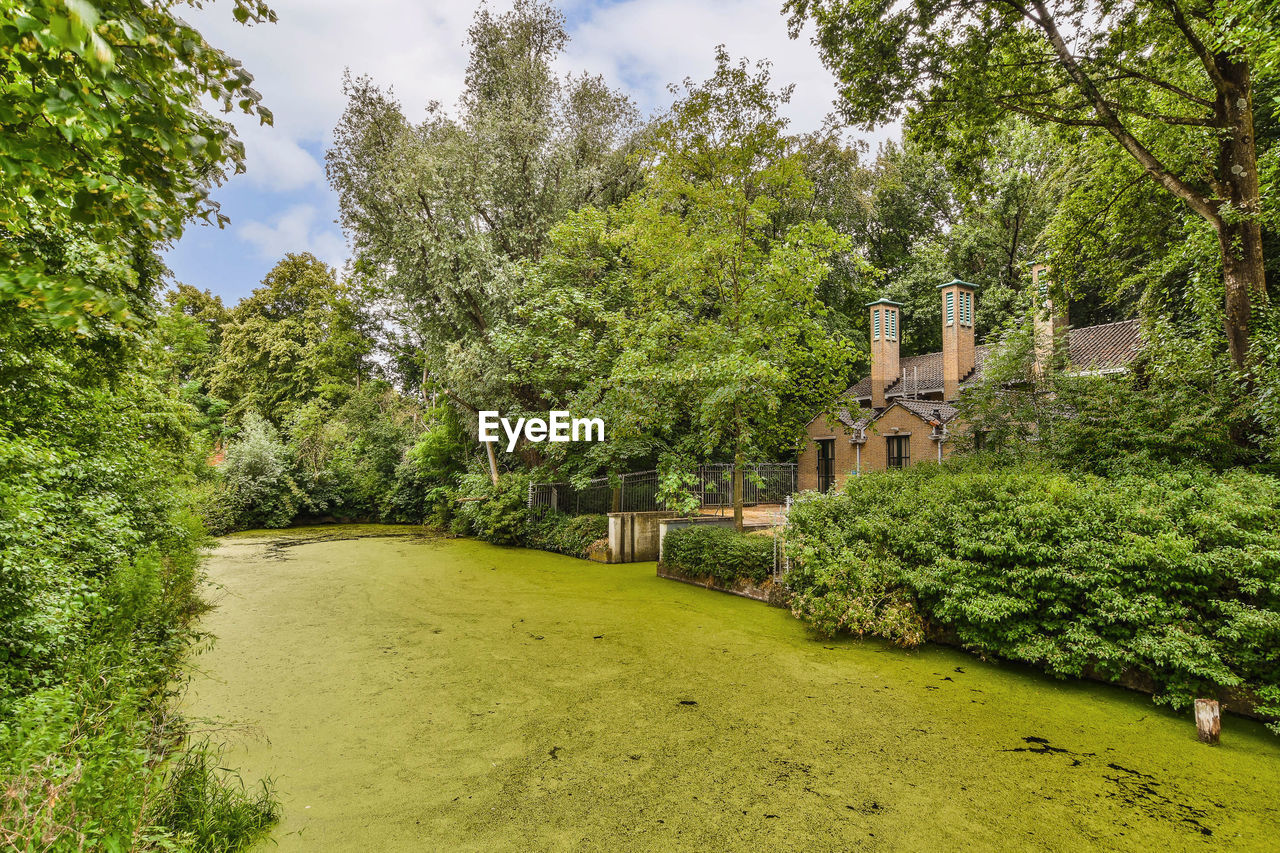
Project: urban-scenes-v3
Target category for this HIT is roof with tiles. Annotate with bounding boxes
[847,318,1140,401]
[1066,319,1142,371]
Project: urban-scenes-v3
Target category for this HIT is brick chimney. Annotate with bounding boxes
[1030,263,1068,379]
[866,298,902,408]
[937,278,978,401]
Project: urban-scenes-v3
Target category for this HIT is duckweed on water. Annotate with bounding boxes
[185,526,1280,851]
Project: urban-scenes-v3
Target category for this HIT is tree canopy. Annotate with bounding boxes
[787,0,1278,368]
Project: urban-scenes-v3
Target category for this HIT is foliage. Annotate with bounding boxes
[204,412,299,534]
[661,525,776,584]
[787,0,1278,368]
[785,460,1280,728]
[0,0,273,338]
[603,50,857,525]
[327,0,642,412]
[0,523,277,849]
[453,470,534,546]
[656,456,702,518]
[524,512,608,558]
[208,253,373,424]
[955,305,1260,470]
[383,407,469,524]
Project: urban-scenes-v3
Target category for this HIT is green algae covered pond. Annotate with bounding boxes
[186,526,1280,851]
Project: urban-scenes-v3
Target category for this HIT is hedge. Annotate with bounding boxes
[525,512,608,557]
[662,525,775,584]
[784,460,1280,730]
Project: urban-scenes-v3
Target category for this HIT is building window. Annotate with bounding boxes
[945,291,954,326]
[873,309,881,341]
[887,309,896,340]
[816,439,836,492]
[887,435,910,469]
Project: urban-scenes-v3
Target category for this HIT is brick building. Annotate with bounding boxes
[797,267,1142,492]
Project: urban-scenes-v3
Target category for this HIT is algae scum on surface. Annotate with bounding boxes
[185,527,1280,851]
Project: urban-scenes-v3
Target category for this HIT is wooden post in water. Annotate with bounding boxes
[1194,699,1221,745]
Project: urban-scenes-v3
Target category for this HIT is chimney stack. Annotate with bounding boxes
[1030,263,1067,379]
[866,298,902,408]
[937,278,978,401]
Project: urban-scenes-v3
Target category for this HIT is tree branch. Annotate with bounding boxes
[1158,0,1228,92]
[1026,0,1221,224]
[1095,59,1215,108]
[1098,100,1220,126]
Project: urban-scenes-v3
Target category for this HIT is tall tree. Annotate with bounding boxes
[787,0,1277,368]
[610,50,856,530]
[209,253,373,423]
[326,0,643,418]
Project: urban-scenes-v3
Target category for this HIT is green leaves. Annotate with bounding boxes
[1,0,272,336]
[327,1,641,415]
[662,524,775,584]
[785,459,1280,728]
[604,50,857,467]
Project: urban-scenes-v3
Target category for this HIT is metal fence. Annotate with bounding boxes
[528,463,797,516]
[696,463,797,507]
[527,476,612,517]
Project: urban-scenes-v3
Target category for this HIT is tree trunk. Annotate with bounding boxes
[485,440,499,486]
[1194,698,1221,745]
[1217,56,1269,370]
[732,450,744,532]
[1220,219,1267,370]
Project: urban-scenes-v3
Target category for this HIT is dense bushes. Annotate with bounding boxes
[785,459,1280,728]
[0,523,278,848]
[202,413,300,534]
[0,356,278,845]
[661,525,776,584]
[525,512,608,557]
[451,471,533,545]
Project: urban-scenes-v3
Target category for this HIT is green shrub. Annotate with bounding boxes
[454,471,533,545]
[205,413,300,533]
[525,512,608,557]
[785,459,1280,729]
[662,525,776,584]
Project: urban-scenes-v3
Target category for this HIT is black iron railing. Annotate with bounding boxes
[528,464,798,516]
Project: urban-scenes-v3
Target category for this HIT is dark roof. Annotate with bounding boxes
[1066,319,1142,371]
[847,318,1140,401]
[822,397,960,434]
[894,398,959,424]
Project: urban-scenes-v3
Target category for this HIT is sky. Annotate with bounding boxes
[165,0,896,304]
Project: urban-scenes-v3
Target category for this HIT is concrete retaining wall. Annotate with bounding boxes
[656,563,791,608]
[606,511,676,563]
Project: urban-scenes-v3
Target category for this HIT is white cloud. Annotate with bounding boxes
[184,0,891,194]
[562,1,842,130]
[236,122,325,192]
[238,204,347,270]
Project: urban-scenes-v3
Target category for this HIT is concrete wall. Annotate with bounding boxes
[656,563,791,608]
[606,511,676,563]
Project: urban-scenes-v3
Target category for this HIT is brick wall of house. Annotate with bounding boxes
[797,405,961,493]
[858,406,953,473]
[797,412,860,492]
